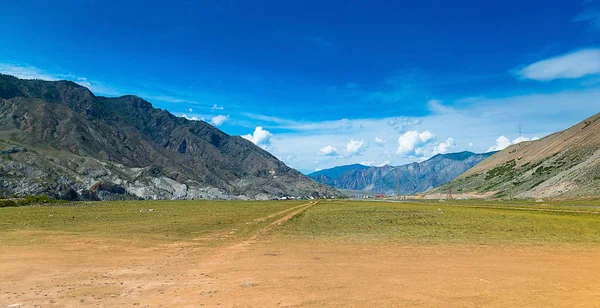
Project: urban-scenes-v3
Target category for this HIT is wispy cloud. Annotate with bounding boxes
[0,63,214,107]
[262,86,600,172]
[243,113,299,126]
[515,48,600,81]
[0,63,60,81]
[573,8,600,31]
[0,63,126,96]
[243,112,360,133]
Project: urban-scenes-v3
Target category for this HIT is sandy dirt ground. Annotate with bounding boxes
[2,202,600,307]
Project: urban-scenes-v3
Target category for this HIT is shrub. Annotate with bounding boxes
[485,160,517,180]
[0,200,17,207]
[17,195,54,205]
[0,195,59,207]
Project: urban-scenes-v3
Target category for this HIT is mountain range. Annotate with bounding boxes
[0,74,339,200]
[426,112,600,199]
[309,151,495,195]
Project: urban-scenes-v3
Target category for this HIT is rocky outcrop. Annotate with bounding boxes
[1,147,27,155]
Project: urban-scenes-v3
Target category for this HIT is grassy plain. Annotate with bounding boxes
[1,199,600,307]
[280,199,600,245]
[0,200,305,245]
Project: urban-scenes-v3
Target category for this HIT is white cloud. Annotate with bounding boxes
[374,137,386,146]
[212,104,224,111]
[319,145,338,156]
[488,136,512,152]
[433,137,455,155]
[242,126,273,149]
[377,160,391,167]
[210,115,229,126]
[188,108,193,112]
[250,88,599,172]
[488,135,540,152]
[516,48,600,81]
[512,136,529,144]
[180,114,201,121]
[397,130,435,155]
[359,161,374,166]
[346,138,366,155]
[468,142,474,148]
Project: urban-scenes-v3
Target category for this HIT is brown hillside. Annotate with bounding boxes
[428,112,600,199]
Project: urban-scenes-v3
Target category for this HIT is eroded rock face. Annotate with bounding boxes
[0,146,291,200]
[0,74,341,200]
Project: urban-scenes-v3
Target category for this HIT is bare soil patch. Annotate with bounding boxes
[2,240,599,306]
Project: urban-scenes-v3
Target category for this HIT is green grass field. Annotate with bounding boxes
[0,200,305,245]
[281,200,600,245]
[1,199,600,246]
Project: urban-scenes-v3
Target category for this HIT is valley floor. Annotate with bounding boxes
[1,200,600,307]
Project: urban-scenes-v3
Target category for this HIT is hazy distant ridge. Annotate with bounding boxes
[309,151,494,195]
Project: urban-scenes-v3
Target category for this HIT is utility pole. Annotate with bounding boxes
[447,184,453,200]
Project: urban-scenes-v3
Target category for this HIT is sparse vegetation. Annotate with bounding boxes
[2,199,600,245]
[278,200,600,244]
[0,200,304,244]
[484,159,516,180]
[0,195,61,207]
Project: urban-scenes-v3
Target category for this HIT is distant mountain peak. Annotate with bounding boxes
[309,151,495,195]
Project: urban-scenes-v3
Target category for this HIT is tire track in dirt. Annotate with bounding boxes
[253,201,317,223]
[200,201,318,267]
[90,201,319,305]
[191,201,317,243]
[247,200,317,241]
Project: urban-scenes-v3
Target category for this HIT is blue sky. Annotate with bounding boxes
[1,0,600,173]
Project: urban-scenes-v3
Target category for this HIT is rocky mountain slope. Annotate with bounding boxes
[310,164,370,187]
[0,74,339,200]
[308,151,494,195]
[426,112,600,199]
